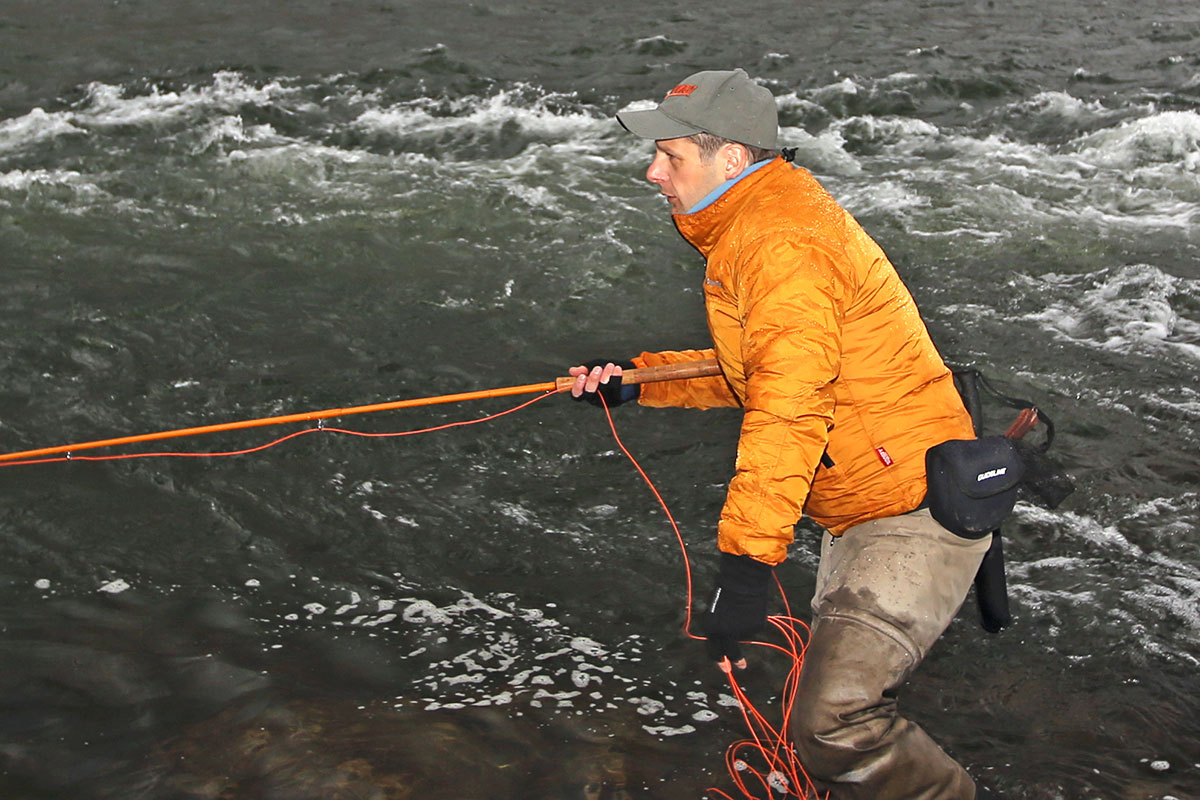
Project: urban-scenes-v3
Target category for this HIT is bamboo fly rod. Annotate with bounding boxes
[0,359,722,464]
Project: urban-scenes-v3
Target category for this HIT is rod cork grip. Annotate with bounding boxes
[623,358,721,385]
[554,358,721,392]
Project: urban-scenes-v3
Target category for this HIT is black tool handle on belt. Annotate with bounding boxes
[974,532,1011,633]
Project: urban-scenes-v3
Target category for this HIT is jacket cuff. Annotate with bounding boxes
[718,552,774,594]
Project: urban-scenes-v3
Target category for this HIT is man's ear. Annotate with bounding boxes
[722,143,750,179]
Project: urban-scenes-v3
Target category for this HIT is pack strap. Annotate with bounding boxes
[952,368,1055,452]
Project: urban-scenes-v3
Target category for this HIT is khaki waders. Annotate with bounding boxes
[792,508,991,800]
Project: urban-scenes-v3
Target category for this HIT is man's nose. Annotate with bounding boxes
[646,155,666,184]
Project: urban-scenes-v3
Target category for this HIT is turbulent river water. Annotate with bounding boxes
[1,2,1199,798]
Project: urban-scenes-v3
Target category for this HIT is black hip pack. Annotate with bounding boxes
[932,370,1074,633]
[924,435,1024,539]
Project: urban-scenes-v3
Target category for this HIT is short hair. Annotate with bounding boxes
[688,132,780,165]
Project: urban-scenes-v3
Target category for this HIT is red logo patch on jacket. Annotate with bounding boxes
[875,446,894,467]
[665,84,697,98]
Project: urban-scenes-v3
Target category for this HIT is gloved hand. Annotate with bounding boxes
[570,358,639,408]
[704,552,773,669]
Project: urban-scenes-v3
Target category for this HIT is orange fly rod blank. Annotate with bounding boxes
[0,359,722,464]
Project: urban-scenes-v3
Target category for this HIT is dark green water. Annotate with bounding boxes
[1,2,1199,798]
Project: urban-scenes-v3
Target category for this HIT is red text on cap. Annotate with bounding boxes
[665,84,697,99]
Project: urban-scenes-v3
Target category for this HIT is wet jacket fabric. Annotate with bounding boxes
[634,157,974,566]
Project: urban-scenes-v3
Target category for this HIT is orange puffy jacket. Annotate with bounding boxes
[634,158,974,565]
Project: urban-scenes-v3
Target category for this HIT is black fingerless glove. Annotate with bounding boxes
[571,358,640,408]
[704,552,773,665]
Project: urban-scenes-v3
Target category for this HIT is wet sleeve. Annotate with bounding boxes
[717,240,844,565]
[632,348,741,409]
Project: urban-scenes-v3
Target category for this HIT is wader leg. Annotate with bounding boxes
[792,509,990,800]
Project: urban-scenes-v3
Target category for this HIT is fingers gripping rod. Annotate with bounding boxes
[0,359,722,464]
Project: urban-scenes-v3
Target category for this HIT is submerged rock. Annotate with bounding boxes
[158,697,648,799]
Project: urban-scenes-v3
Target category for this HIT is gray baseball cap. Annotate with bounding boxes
[616,68,778,150]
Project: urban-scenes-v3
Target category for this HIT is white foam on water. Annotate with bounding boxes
[1017,504,1146,559]
[764,88,1200,239]
[1144,390,1200,428]
[631,696,664,715]
[361,505,387,521]
[0,107,86,154]
[774,90,826,117]
[1007,90,1131,126]
[0,168,86,190]
[767,771,790,793]
[264,579,728,736]
[224,140,378,177]
[808,76,864,105]
[352,86,610,147]
[585,503,620,518]
[1007,502,1200,660]
[780,125,863,177]
[835,178,929,219]
[1126,494,1200,540]
[74,72,302,130]
[632,34,685,51]
[1073,110,1200,171]
[614,98,662,116]
[496,501,536,525]
[1019,110,1200,228]
[1,72,416,217]
[833,113,941,147]
[192,115,278,154]
[7,73,1196,251]
[1020,264,1200,362]
[0,72,312,169]
[502,181,558,211]
[0,168,110,213]
[642,724,696,737]
[400,598,453,625]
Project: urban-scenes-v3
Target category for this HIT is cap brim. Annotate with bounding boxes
[616,107,702,141]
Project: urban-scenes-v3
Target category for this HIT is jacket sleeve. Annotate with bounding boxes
[717,239,845,565]
[633,348,742,409]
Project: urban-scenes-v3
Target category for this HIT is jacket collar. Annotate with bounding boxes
[672,156,788,256]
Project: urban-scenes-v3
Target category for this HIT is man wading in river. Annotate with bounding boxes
[570,68,989,800]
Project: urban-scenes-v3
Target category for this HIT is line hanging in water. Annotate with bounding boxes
[0,355,817,797]
[0,359,720,465]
